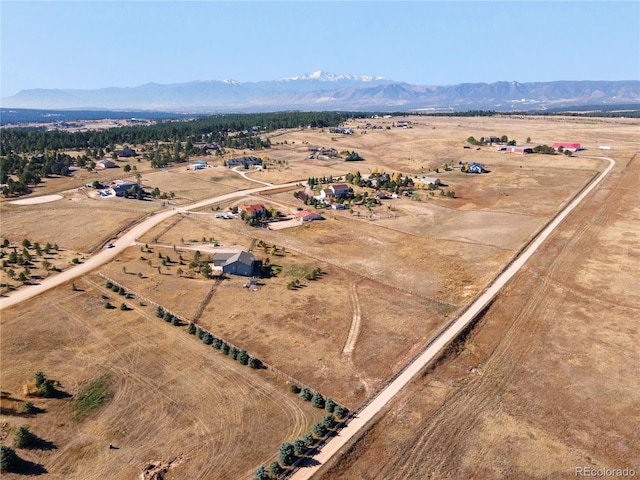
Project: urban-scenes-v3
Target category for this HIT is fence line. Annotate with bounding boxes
[280,169,604,478]
[96,272,323,397]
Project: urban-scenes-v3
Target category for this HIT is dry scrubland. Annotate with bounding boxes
[1,115,638,479]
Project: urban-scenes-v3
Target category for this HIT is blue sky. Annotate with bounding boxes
[1,1,639,97]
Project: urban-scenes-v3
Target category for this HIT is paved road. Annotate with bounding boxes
[289,156,616,479]
[0,181,300,310]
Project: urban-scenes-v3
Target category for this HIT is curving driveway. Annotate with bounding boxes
[289,156,616,479]
[0,181,300,310]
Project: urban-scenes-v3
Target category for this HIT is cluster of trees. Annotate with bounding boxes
[286,267,322,289]
[1,238,60,284]
[1,112,358,156]
[306,175,338,187]
[467,135,516,146]
[188,322,263,369]
[343,151,364,161]
[0,152,73,195]
[0,424,45,473]
[344,170,414,195]
[533,144,557,154]
[531,144,572,156]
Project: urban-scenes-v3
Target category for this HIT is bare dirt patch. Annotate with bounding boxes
[9,194,63,205]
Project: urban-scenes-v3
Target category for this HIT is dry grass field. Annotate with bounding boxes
[0,276,325,479]
[2,115,638,478]
[318,153,640,479]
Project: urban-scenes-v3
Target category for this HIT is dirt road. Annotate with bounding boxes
[0,181,301,310]
[289,156,616,479]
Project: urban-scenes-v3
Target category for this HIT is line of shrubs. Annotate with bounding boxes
[288,384,348,419]
[154,305,183,326]
[187,322,264,369]
[254,409,346,479]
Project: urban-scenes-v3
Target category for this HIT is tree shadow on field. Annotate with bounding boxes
[30,435,58,451]
[12,458,48,476]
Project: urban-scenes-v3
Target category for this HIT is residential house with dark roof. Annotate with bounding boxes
[212,251,255,277]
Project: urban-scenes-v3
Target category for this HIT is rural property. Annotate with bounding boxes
[1,113,638,479]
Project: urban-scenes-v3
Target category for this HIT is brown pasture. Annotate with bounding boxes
[1,115,638,478]
[0,276,325,479]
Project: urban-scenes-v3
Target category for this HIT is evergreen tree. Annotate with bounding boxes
[268,461,283,477]
[293,439,307,456]
[311,391,325,409]
[254,465,269,480]
[299,387,312,401]
[0,445,19,472]
[34,371,46,387]
[325,397,336,413]
[14,426,36,448]
[322,414,336,429]
[201,332,213,345]
[312,422,328,437]
[279,442,295,466]
[39,379,56,398]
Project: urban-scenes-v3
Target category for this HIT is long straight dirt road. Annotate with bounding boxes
[289,156,616,479]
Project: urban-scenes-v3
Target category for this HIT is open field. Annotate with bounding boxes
[318,152,640,479]
[0,190,159,253]
[2,115,638,478]
[0,276,325,479]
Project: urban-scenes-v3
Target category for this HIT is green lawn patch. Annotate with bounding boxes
[74,376,111,422]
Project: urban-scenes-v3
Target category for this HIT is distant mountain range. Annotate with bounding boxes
[2,71,639,113]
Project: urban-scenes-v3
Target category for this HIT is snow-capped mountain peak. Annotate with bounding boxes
[278,70,387,82]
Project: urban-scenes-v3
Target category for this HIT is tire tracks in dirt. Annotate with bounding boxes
[341,280,372,394]
[74,276,313,479]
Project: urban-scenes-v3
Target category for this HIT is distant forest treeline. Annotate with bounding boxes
[0,112,360,155]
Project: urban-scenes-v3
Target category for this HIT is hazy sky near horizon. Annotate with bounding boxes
[1,1,639,97]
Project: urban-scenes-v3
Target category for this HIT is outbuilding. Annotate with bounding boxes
[506,146,534,154]
[96,159,118,169]
[552,142,581,152]
[296,210,323,222]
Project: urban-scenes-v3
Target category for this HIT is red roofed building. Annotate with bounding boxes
[552,142,581,152]
[238,204,266,218]
[296,210,323,222]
